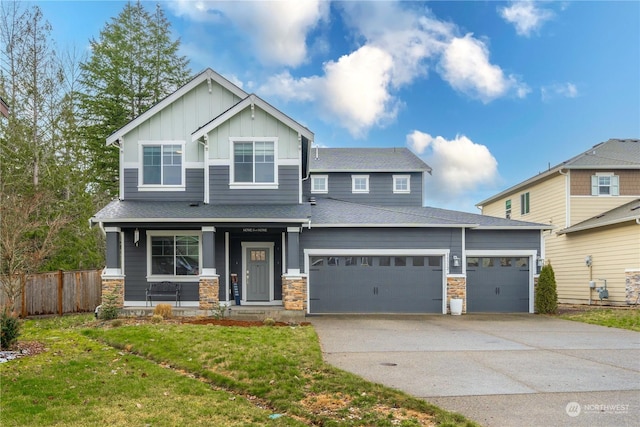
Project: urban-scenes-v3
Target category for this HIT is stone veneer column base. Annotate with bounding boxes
[446,276,466,314]
[625,270,640,304]
[102,277,125,308]
[199,276,220,310]
[282,275,307,311]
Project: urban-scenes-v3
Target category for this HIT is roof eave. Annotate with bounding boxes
[557,217,640,235]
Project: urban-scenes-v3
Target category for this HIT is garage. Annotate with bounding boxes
[308,254,444,314]
[466,256,530,312]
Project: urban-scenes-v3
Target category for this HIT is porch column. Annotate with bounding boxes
[286,227,300,275]
[102,227,124,308]
[199,226,219,310]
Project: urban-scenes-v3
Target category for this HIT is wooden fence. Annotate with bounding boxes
[1,269,102,317]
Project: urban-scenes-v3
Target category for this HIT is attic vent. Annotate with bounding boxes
[309,197,316,206]
[631,205,640,211]
[594,213,605,219]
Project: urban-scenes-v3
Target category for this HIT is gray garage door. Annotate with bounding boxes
[466,257,530,312]
[309,255,443,314]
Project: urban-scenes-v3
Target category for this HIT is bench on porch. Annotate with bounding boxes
[145,282,181,307]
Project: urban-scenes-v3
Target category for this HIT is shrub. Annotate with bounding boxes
[536,263,558,314]
[1,307,21,350]
[153,303,173,319]
[263,317,276,326]
[151,314,164,324]
[211,303,227,319]
[99,293,120,320]
[110,319,123,327]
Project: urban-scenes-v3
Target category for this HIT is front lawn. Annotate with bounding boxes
[557,305,640,331]
[1,315,476,427]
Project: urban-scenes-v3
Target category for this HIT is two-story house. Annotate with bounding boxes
[92,68,549,315]
[477,139,640,306]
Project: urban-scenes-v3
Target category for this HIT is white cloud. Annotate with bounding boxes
[541,82,579,101]
[438,34,530,103]
[407,131,498,201]
[168,0,329,67]
[499,1,554,37]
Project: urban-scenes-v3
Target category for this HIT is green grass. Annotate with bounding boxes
[1,315,476,427]
[558,308,640,331]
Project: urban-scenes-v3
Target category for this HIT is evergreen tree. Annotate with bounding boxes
[79,1,190,199]
[535,263,558,314]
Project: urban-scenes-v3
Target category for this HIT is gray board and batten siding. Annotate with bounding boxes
[304,171,423,206]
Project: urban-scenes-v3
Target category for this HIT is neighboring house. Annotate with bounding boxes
[477,139,640,305]
[92,68,549,315]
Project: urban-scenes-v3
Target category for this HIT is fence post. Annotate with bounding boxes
[21,273,26,318]
[58,270,64,315]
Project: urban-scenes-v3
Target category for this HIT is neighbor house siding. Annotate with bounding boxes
[208,165,299,204]
[546,222,640,304]
[123,168,205,201]
[303,172,423,206]
[569,196,639,225]
[570,169,640,196]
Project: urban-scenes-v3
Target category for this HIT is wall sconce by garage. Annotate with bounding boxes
[134,228,140,247]
[537,256,544,267]
[452,255,460,268]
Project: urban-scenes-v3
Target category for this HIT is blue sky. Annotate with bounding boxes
[36,0,640,212]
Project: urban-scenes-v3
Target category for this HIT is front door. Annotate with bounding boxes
[246,247,271,301]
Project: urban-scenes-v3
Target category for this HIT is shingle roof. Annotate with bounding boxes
[310,147,432,173]
[558,199,640,234]
[477,139,640,207]
[92,198,550,230]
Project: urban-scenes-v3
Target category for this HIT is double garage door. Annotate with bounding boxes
[309,255,444,314]
[466,256,530,312]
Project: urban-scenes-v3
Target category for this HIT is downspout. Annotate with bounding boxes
[558,168,570,228]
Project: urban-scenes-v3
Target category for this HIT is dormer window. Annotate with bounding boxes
[393,175,410,194]
[352,175,369,193]
[591,173,619,196]
[230,138,278,189]
[311,175,328,193]
[139,141,185,191]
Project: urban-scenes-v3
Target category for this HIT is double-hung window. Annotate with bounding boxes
[148,232,200,278]
[393,175,410,194]
[520,192,530,215]
[352,175,369,193]
[140,141,184,189]
[591,173,619,196]
[231,139,277,187]
[311,175,328,193]
[505,199,512,219]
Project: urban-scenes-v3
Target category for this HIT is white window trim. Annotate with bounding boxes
[138,141,186,191]
[311,174,328,194]
[229,137,279,189]
[351,174,370,194]
[520,192,530,215]
[146,230,202,282]
[393,174,411,194]
[592,172,619,196]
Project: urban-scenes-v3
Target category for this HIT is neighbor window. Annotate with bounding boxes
[149,233,200,277]
[520,192,530,215]
[591,174,619,196]
[311,175,328,193]
[505,199,512,219]
[232,139,277,185]
[393,175,410,194]
[352,175,369,193]
[140,142,184,187]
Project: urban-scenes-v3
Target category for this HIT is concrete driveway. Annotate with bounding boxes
[309,314,640,427]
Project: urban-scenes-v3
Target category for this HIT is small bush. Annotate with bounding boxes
[536,263,558,314]
[99,292,120,320]
[211,303,227,319]
[151,314,164,324]
[1,307,21,350]
[110,319,123,328]
[153,304,173,319]
[263,317,276,326]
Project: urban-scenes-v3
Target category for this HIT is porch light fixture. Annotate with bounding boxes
[134,228,140,247]
[452,255,460,267]
[537,256,544,267]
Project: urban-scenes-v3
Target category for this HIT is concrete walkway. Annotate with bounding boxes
[309,314,640,427]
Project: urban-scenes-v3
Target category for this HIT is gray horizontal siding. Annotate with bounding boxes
[209,165,299,205]
[123,168,204,201]
[304,172,423,206]
[465,229,541,252]
[300,228,463,274]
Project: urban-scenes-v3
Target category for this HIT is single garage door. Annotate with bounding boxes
[309,255,443,314]
[466,256,530,312]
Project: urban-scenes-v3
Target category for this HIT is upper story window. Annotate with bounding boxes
[520,192,530,215]
[591,173,619,196]
[139,141,185,190]
[311,175,328,193]
[393,175,411,194]
[148,231,201,279]
[231,138,278,188]
[505,199,512,219]
[351,175,370,193]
